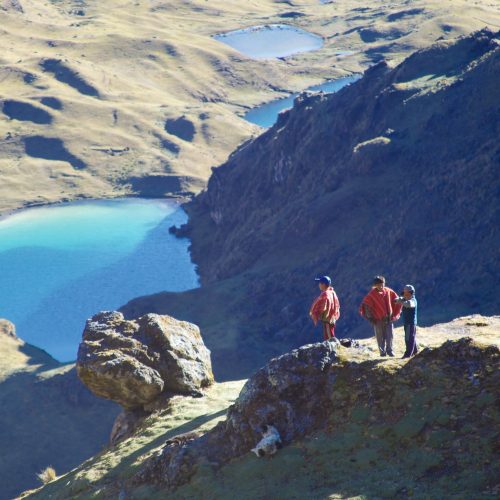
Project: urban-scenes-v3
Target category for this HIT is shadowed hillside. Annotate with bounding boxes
[121,30,500,380]
[0,320,119,500]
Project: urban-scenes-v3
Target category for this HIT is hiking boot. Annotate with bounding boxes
[387,352,395,357]
[380,352,386,357]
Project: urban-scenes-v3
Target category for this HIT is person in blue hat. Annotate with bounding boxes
[395,284,418,358]
[309,276,340,341]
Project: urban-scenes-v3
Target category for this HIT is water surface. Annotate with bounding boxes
[244,74,361,128]
[0,199,198,361]
[214,24,323,59]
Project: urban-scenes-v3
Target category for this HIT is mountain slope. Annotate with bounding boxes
[21,315,500,499]
[2,0,499,213]
[0,320,119,500]
[122,29,500,379]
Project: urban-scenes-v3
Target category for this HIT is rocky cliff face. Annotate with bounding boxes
[143,29,500,378]
[186,29,499,287]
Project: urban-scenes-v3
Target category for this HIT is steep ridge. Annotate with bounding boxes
[123,30,500,379]
[0,319,119,500]
[21,315,500,499]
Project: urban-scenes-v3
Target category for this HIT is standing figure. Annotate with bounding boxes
[309,276,340,341]
[395,284,418,358]
[359,276,402,357]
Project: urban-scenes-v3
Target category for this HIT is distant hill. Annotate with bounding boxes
[122,30,500,379]
[20,316,500,499]
[0,320,119,500]
[1,0,499,213]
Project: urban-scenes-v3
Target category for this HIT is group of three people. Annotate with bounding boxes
[309,275,418,358]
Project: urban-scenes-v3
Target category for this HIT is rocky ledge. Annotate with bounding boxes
[129,318,500,494]
[18,315,500,499]
[135,341,340,488]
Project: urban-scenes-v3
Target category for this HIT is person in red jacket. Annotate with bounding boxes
[359,276,402,357]
[309,276,340,341]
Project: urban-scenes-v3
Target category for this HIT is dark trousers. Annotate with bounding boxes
[403,324,418,357]
[373,320,394,355]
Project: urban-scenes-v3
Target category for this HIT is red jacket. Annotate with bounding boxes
[359,287,402,322]
[310,287,340,324]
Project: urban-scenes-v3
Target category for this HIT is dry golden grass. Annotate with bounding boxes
[36,467,56,485]
[1,0,499,214]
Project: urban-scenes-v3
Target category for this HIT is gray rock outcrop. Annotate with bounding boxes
[135,341,339,488]
[77,311,214,411]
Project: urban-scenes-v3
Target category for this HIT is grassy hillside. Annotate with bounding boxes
[1,0,499,213]
[0,321,119,500]
[19,380,246,499]
[21,315,500,499]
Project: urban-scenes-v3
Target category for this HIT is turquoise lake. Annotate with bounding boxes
[0,199,199,361]
[244,74,361,128]
[213,24,323,59]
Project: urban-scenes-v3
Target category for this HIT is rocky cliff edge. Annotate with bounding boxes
[21,315,499,499]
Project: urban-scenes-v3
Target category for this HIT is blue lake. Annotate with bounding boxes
[244,74,361,128]
[0,199,199,361]
[213,24,323,59]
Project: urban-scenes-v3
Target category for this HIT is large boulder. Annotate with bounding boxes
[77,311,214,410]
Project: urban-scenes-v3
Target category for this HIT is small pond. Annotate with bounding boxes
[213,24,323,59]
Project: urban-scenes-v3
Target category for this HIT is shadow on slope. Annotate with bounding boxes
[0,365,118,500]
[39,97,63,110]
[165,116,196,142]
[40,59,100,97]
[2,100,53,124]
[20,380,245,499]
[23,136,86,169]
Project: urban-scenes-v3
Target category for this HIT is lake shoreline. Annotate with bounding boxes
[0,192,194,221]
[0,70,361,219]
[237,72,360,111]
[242,73,361,127]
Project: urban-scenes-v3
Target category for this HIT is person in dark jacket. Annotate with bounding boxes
[395,284,418,358]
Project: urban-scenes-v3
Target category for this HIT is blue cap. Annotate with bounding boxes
[315,275,331,286]
[404,284,415,294]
